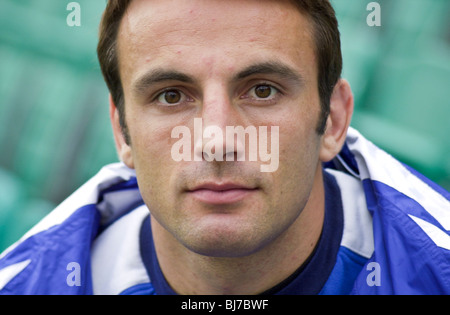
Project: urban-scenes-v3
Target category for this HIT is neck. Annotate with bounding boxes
[151,166,325,295]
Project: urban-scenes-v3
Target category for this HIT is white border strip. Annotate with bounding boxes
[409,215,450,250]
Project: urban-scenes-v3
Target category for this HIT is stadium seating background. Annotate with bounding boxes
[0,0,449,252]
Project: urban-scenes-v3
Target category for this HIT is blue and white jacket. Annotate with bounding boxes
[0,128,449,295]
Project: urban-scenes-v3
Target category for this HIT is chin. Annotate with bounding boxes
[178,215,277,258]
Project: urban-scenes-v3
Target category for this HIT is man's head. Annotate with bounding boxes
[98,0,343,144]
[98,0,353,258]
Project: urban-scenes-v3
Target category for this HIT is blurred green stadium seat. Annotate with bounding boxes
[339,26,382,109]
[72,91,118,188]
[384,0,450,38]
[333,0,384,108]
[352,46,450,186]
[335,0,450,189]
[0,48,28,165]
[2,198,55,253]
[0,169,26,249]
[0,0,117,204]
[11,63,84,194]
[0,168,54,252]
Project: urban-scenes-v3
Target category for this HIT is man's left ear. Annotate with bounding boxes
[319,79,354,162]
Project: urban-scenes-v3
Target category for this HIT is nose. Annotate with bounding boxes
[193,84,245,162]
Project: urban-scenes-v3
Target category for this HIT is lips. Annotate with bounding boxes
[186,183,258,205]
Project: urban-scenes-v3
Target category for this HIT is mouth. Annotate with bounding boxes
[186,182,259,205]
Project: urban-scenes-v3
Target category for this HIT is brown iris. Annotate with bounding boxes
[254,85,272,98]
[164,90,182,104]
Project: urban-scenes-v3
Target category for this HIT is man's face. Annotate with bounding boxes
[116,0,324,257]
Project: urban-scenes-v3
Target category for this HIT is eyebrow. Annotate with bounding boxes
[233,61,304,85]
[133,69,194,96]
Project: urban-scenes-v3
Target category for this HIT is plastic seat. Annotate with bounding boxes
[367,49,450,142]
[9,62,82,196]
[340,26,382,109]
[2,198,54,253]
[0,169,26,251]
[333,0,385,109]
[0,168,55,253]
[351,47,450,188]
[0,0,112,203]
[71,86,118,189]
[0,47,30,166]
[383,0,450,37]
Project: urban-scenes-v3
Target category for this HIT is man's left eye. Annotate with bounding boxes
[250,84,278,99]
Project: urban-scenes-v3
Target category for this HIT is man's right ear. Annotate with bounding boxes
[109,95,135,169]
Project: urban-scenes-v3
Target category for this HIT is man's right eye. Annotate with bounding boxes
[157,89,185,105]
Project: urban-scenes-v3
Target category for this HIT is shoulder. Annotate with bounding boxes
[330,128,450,294]
[0,163,147,295]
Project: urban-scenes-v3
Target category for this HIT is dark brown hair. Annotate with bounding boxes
[97,0,342,144]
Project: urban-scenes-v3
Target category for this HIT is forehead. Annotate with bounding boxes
[117,0,315,87]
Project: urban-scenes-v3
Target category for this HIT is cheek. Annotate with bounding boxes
[270,117,321,202]
[132,126,172,167]
[128,118,180,200]
[127,103,187,166]
[274,101,321,170]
